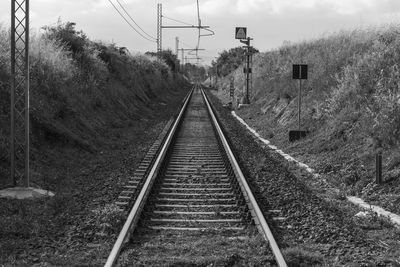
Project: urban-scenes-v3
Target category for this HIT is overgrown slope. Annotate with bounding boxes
[0,22,189,188]
[214,24,400,213]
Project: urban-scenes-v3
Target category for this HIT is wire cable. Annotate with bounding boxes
[162,15,194,27]
[115,0,156,40]
[107,0,156,42]
[180,40,195,48]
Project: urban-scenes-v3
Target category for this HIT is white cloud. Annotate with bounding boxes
[175,0,400,16]
[328,0,375,15]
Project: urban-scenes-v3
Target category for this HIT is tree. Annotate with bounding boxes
[181,63,206,81]
[145,50,179,72]
[210,46,259,77]
[43,21,88,56]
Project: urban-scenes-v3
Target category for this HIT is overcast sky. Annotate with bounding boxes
[1,0,400,65]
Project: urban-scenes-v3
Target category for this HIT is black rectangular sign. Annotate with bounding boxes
[293,64,308,79]
[243,67,252,74]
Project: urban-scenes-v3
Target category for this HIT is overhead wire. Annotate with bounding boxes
[195,0,215,63]
[162,15,194,27]
[161,0,215,63]
[180,40,194,48]
[107,0,156,42]
[115,0,157,41]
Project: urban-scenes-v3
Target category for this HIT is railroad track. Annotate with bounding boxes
[105,84,287,266]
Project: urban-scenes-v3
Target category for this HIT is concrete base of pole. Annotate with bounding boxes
[289,130,308,142]
[0,187,55,200]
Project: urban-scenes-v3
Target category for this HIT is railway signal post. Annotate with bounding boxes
[230,76,235,108]
[235,27,252,104]
[0,0,54,199]
[289,64,308,142]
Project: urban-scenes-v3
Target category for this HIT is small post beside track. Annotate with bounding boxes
[376,152,383,184]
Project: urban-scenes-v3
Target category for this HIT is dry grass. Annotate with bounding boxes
[215,24,400,213]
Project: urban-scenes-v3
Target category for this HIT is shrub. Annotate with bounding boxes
[30,33,76,87]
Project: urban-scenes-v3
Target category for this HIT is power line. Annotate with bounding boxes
[115,0,156,41]
[163,15,193,27]
[107,0,156,42]
[180,40,195,48]
[163,15,193,26]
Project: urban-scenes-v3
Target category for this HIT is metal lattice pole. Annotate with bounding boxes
[157,3,162,60]
[11,0,30,187]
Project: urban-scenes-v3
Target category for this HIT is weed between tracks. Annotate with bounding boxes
[119,229,275,266]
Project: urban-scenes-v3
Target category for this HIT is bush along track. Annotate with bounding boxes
[206,90,400,266]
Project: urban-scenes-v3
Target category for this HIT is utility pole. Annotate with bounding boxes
[215,65,218,87]
[156,2,213,62]
[0,0,54,199]
[11,0,30,187]
[175,37,179,56]
[156,3,162,61]
[181,48,184,67]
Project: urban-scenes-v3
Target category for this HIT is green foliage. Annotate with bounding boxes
[43,21,88,56]
[145,49,179,72]
[323,27,400,149]
[211,46,259,77]
[30,33,77,89]
[181,63,207,81]
[42,21,109,90]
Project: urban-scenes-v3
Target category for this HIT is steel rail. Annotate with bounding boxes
[104,88,193,267]
[201,89,287,267]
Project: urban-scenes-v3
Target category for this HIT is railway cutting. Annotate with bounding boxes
[105,85,286,266]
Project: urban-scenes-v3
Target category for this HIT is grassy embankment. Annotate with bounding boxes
[0,21,187,187]
[0,21,189,265]
[215,25,400,214]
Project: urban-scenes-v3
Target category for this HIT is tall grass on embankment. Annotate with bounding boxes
[215,25,400,212]
[0,22,188,187]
